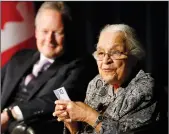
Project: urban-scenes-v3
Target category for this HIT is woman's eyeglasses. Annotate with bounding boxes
[93,50,128,61]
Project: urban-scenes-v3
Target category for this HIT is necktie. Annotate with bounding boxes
[24,59,51,85]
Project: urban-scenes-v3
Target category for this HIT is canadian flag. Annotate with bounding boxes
[1,2,36,67]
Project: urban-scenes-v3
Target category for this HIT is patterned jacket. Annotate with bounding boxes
[80,70,158,134]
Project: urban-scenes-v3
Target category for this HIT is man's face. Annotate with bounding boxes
[35,9,64,58]
[96,31,129,85]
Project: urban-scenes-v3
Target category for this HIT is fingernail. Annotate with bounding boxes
[57,118,61,122]
[63,112,66,116]
[52,112,56,116]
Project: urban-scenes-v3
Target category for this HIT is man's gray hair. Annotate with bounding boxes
[35,2,71,26]
[99,24,145,60]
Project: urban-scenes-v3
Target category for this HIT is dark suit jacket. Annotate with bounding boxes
[1,49,98,134]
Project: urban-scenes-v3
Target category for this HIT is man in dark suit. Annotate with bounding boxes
[1,2,98,134]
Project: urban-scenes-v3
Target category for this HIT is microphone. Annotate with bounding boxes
[97,103,107,114]
[97,103,104,111]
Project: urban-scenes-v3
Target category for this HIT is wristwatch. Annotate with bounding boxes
[3,108,15,121]
[93,114,104,129]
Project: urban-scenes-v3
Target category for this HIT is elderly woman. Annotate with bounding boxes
[53,24,158,134]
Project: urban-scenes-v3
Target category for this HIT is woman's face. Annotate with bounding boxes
[96,31,129,86]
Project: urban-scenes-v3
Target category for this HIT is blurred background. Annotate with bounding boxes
[1,1,168,89]
[34,1,168,88]
[1,2,168,133]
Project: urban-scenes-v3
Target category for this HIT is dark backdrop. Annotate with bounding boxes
[34,1,168,88]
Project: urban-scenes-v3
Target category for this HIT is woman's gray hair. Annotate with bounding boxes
[99,24,145,60]
[35,2,72,26]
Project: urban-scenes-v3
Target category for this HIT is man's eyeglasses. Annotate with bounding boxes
[93,50,128,60]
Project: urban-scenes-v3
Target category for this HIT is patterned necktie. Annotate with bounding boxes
[24,59,51,85]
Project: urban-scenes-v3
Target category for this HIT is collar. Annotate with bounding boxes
[40,53,54,64]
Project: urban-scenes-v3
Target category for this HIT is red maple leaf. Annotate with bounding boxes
[1,2,24,30]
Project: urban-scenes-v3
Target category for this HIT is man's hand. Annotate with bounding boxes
[1,111,9,132]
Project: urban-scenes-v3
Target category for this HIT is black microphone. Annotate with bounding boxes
[97,103,104,111]
[97,103,107,114]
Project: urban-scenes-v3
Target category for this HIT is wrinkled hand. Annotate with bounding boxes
[53,102,70,122]
[53,101,79,134]
[1,111,9,132]
[54,100,99,123]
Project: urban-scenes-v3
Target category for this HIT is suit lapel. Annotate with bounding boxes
[26,59,65,100]
[1,52,39,108]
